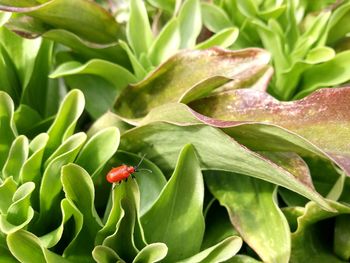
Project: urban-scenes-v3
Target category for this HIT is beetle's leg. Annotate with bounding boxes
[131,174,136,179]
[125,177,128,182]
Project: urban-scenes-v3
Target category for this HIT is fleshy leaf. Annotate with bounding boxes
[45,89,85,158]
[7,230,71,263]
[141,144,205,262]
[334,214,350,260]
[291,201,350,262]
[132,243,168,263]
[178,0,201,48]
[189,87,350,175]
[61,164,103,261]
[206,171,290,263]
[201,2,233,33]
[50,59,136,90]
[114,48,270,118]
[0,91,17,168]
[2,135,28,182]
[0,0,123,44]
[76,127,120,177]
[93,245,124,263]
[195,27,239,50]
[120,121,331,210]
[0,177,17,214]
[177,236,242,263]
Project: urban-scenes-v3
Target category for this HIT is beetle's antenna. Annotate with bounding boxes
[135,154,147,169]
[137,168,152,173]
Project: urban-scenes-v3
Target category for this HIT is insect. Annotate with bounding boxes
[106,155,151,187]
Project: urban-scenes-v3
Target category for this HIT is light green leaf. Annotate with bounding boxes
[61,164,103,261]
[178,236,242,263]
[46,89,85,157]
[7,230,71,263]
[0,177,17,214]
[148,18,181,66]
[127,0,153,57]
[38,133,86,225]
[50,59,136,90]
[0,91,17,168]
[133,243,168,263]
[141,144,205,262]
[178,0,202,48]
[147,0,176,13]
[14,105,42,135]
[2,135,28,182]
[201,2,233,33]
[206,171,290,263]
[0,11,11,26]
[334,214,350,260]
[196,27,239,50]
[93,245,124,263]
[119,40,147,80]
[76,127,120,177]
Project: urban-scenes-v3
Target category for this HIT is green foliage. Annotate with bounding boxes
[0,0,350,262]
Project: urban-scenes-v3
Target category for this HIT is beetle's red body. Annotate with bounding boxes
[106,165,135,183]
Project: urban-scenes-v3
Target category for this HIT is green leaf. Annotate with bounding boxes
[50,60,136,90]
[0,177,17,214]
[127,0,153,57]
[148,18,181,66]
[7,230,71,263]
[115,48,270,118]
[0,10,11,26]
[296,51,350,98]
[206,171,290,263]
[119,40,147,80]
[147,0,176,13]
[38,133,86,225]
[120,122,331,210]
[0,0,123,44]
[0,91,17,169]
[178,0,202,48]
[141,144,205,262]
[133,243,168,263]
[178,236,242,263]
[14,104,42,135]
[76,127,120,177]
[102,180,145,262]
[93,245,124,263]
[46,89,85,158]
[201,2,233,33]
[61,164,103,261]
[291,201,350,262]
[2,135,28,182]
[0,182,35,234]
[334,214,350,260]
[195,27,239,50]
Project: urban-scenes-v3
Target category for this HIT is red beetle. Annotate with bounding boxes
[106,155,151,186]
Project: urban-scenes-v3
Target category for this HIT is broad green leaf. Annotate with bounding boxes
[2,135,28,182]
[206,171,290,263]
[38,133,86,226]
[189,88,350,176]
[113,151,167,216]
[334,214,350,260]
[127,0,153,57]
[76,127,120,177]
[120,122,331,210]
[291,201,350,262]
[201,2,233,33]
[141,144,205,262]
[50,59,136,90]
[0,0,123,44]
[148,18,181,66]
[7,230,71,263]
[0,177,16,214]
[296,51,350,98]
[93,245,124,263]
[46,89,85,157]
[0,182,35,234]
[178,0,202,48]
[147,0,176,13]
[227,255,262,263]
[61,164,103,261]
[178,236,242,263]
[0,232,17,263]
[195,27,239,50]
[0,91,17,168]
[133,243,168,263]
[14,104,42,135]
[103,180,145,262]
[114,48,270,118]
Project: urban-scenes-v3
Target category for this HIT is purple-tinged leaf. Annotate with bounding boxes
[114,48,271,118]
